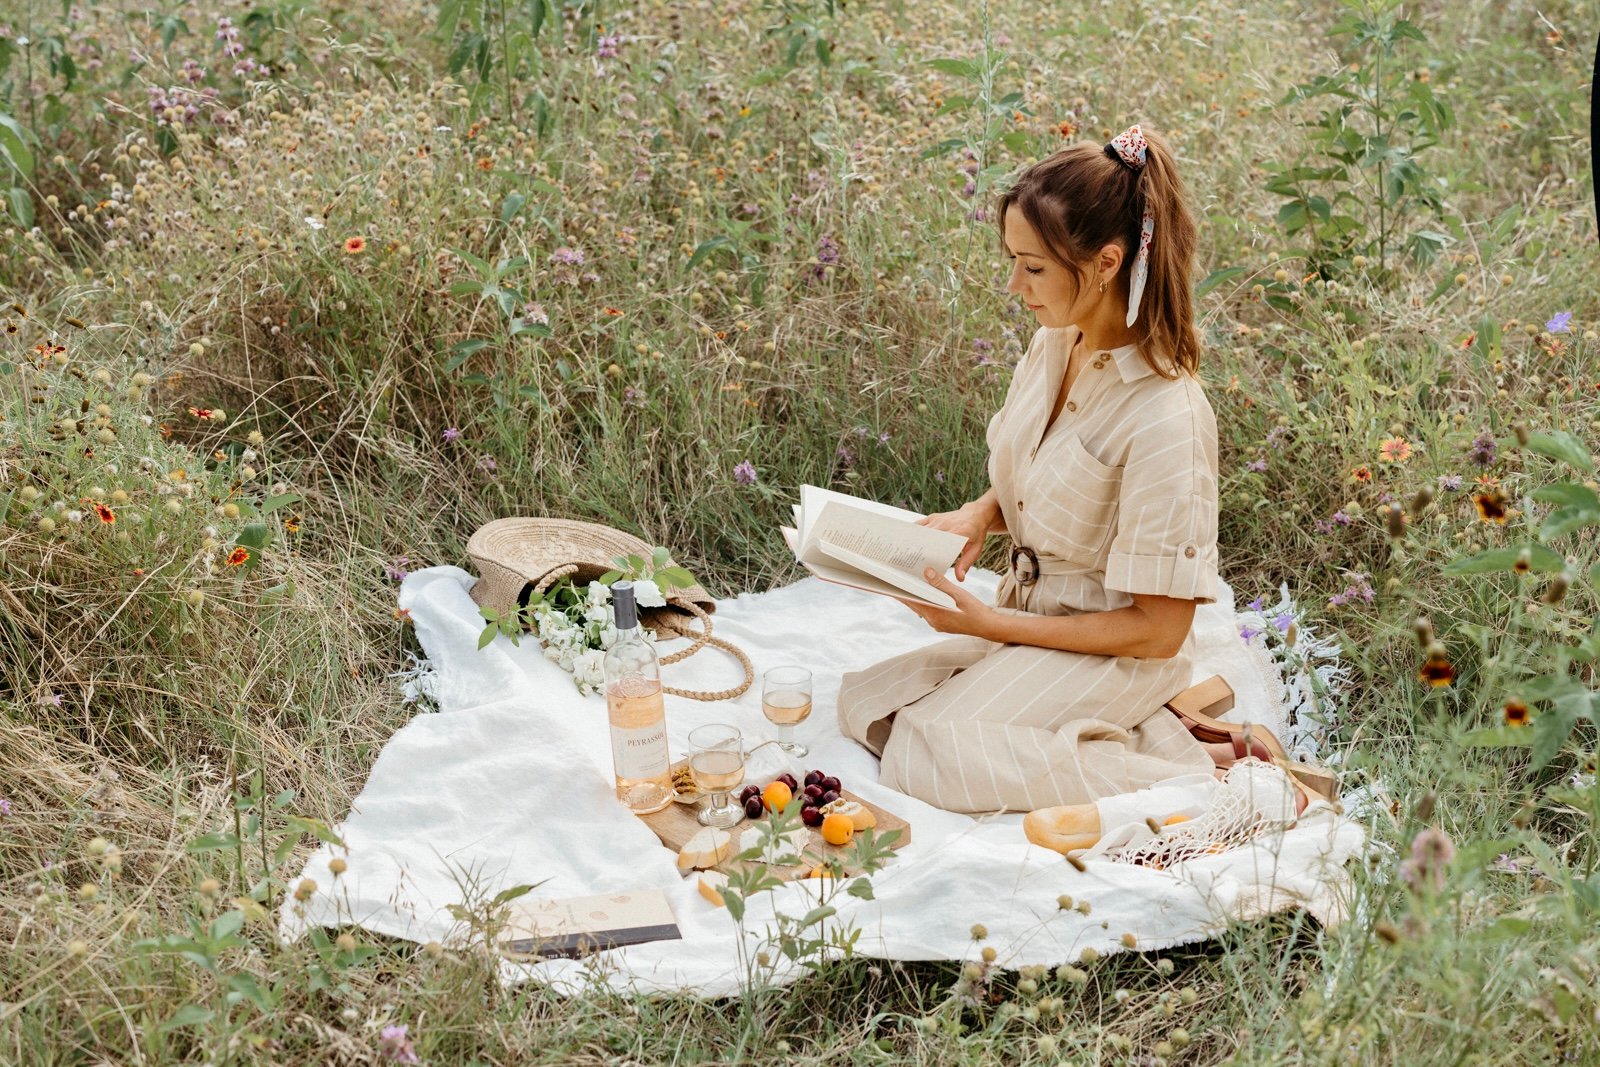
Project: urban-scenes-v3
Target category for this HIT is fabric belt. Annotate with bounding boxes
[1008,544,1094,586]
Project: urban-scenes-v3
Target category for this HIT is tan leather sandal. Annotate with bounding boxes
[1163,675,1338,803]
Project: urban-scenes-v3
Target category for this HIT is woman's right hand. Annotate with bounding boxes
[918,499,1000,581]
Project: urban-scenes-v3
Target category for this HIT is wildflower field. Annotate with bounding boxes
[1,0,1597,1062]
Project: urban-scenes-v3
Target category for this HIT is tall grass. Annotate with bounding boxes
[2,0,1597,1062]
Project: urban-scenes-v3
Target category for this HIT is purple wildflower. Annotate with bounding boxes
[1239,625,1261,643]
[1467,431,1497,468]
[1331,510,1352,526]
[1545,311,1572,333]
[596,34,622,59]
[733,460,757,486]
[41,692,63,707]
[1265,425,1290,449]
[442,427,461,443]
[1245,457,1268,473]
[877,431,891,446]
[0,798,11,816]
[1273,612,1294,632]
[523,302,549,325]
[935,470,945,482]
[476,454,498,474]
[1246,596,1264,612]
[1436,473,1462,492]
[1491,853,1523,874]
[551,247,585,266]
[379,1024,420,1064]
[741,202,760,216]
[835,445,854,468]
[385,557,411,582]
[623,387,645,407]
[809,235,841,281]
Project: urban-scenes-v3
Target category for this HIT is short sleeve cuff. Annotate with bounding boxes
[1104,542,1219,603]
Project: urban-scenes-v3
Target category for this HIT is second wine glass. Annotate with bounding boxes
[688,723,746,828]
[762,666,813,758]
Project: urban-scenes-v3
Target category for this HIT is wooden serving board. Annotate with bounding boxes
[638,788,911,881]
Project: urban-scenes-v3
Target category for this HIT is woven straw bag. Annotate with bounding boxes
[466,517,754,702]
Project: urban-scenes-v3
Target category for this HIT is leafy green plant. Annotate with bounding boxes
[436,0,557,118]
[0,110,34,227]
[1444,427,1597,773]
[476,546,700,649]
[1264,0,1458,275]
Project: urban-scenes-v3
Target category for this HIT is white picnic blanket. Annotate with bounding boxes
[278,566,1364,996]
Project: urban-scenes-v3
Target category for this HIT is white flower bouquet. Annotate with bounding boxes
[475,548,698,696]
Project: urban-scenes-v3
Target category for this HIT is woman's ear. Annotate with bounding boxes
[1097,243,1125,286]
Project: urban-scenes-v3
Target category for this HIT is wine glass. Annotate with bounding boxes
[762,666,813,758]
[688,723,746,828]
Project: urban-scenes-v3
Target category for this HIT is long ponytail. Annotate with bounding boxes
[995,125,1201,378]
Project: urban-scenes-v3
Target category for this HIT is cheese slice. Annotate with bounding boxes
[697,870,729,907]
[676,827,733,871]
[821,798,877,831]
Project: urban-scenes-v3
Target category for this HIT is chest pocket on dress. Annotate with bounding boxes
[1026,432,1122,558]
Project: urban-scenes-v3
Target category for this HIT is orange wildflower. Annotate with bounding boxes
[1474,488,1510,524]
[92,503,115,524]
[1419,648,1455,688]
[189,407,214,420]
[602,307,625,316]
[225,547,250,567]
[285,514,302,534]
[343,236,367,255]
[1350,465,1373,483]
[1503,699,1529,727]
[1378,437,1413,464]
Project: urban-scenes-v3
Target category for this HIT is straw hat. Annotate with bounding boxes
[466,517,751,701]
[467,517,714,623]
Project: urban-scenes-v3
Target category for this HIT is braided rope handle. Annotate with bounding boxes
[654,601,754,701]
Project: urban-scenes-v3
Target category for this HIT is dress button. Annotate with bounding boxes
[1017,501,1025,511]
[1184,546,1197,558]
[1066,401,1077,412]
[1092,360,1104,369]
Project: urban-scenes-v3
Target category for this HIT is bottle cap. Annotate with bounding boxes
[611,581,638,630]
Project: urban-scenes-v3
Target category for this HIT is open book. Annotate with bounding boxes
[780,485,967,609]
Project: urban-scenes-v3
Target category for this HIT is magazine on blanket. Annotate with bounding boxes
[779,485,966,610]
[497,888,681,960]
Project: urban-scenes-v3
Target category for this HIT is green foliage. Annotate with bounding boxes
[0,111,34,227]
[1264,0,1459,275]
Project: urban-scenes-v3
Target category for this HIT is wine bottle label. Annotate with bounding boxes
[611,723,669,780]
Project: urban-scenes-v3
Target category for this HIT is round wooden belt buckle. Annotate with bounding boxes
[1010,545,1040,586]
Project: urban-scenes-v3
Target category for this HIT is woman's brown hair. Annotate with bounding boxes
[995,126,1200,378]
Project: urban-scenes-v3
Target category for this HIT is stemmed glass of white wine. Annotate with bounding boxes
[688,723,746,828]
[762,666,813,757]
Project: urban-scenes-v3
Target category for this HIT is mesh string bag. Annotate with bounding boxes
[1100,758,1304,872]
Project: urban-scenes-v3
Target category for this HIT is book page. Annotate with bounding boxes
[815,540,957,608]
[800,500,965,578]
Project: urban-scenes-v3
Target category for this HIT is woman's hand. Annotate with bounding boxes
[917,498,1001,581]
[898,568,999,639]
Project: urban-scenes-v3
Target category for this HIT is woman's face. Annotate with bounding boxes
[1003,209,1092,330]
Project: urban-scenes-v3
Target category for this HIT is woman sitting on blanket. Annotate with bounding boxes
[836,124,1336,845]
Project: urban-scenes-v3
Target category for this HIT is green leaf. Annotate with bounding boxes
[210,910,246,940]
[444,338,490,372]
[259,492,302,516]
[1525,430,1593,472]
[491,883,536,907]
[0,112,34,178]
[1460,726,1533,748]
[477,622,498,650]
[655,566,696,589]
[1442,545,1566,575]
[924,57,981,79]
[686,235,735,271]
[159,1004,214,1033]
[1540,505,1600,541]
[798,905,837,929]
[1531,691,1590,772]
[500,192,527,224]
[1194,265,1248,299]
[722,891,745,923]
[226,973,274,1013]
[186,832,241,853]
[847,877,875,900]
[236,522,270,550]
[1531,484,1600,510]
[4,184,32,228]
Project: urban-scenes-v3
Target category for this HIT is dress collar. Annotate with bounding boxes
[1049,325,1156,384]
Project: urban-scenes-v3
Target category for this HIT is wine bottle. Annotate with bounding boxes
[602,581,674,814]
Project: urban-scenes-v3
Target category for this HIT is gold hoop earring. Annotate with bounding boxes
[1098,279,1106,294]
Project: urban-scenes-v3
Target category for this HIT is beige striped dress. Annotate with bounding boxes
[837,325,1221,814]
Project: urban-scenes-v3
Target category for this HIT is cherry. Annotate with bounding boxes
[743,797,765,819]
[820,776,842,794]
[819,789,840,807]
[803,784,825,800]
[804,770,824,787]
[738,785,761,804]
[776,772,799,791]
[800,805,824,827]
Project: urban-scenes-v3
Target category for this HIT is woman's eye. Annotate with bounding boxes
[1025,266,1043,275]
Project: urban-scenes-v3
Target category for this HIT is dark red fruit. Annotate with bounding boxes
[776,773,799,791]
[739,785,761,803]
[821,776,842,794]
[804,770,824,787]
[819,789,840,806]
[800,805,823,827]
[744,797,765,819]
[803,784,825,800]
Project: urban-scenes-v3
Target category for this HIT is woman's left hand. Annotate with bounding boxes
[898,568,999,639]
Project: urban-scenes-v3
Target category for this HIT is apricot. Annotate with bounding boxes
[820,812,855,846]
[762,781,794,814]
